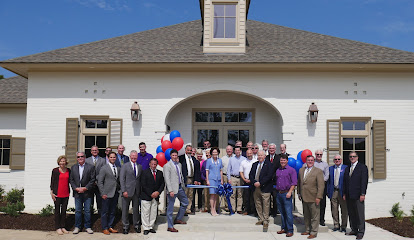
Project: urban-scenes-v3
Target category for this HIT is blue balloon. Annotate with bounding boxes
[156,145,163,154]
[297,151,303,163]
[165,148,173,161]
[169,130,181,142]
[288,157,296,168]
[295,159,303,173]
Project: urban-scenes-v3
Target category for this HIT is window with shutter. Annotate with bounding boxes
[109,119,122,149]
[326,120,340,166]
[65,118,79,166]
[373,120,386,179]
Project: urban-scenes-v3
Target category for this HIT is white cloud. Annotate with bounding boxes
[71,0,131,11]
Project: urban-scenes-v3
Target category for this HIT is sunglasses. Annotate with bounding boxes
[334,158,341,160]
[253,147,258,149]
[316,154,323,156]
[77,156,85,158]
[349,156,358,158]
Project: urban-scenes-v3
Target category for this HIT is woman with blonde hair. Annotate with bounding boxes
[50,155,71,235]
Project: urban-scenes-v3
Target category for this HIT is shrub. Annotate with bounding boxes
[0,185,5,200]
[38,204,54,217]
[390,202,405,222]
[410,205,414,225]
[4,188,24,203]
[0,201,25,217]
[67,207,75,213]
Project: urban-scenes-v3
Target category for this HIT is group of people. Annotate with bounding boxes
[50,139,368,240]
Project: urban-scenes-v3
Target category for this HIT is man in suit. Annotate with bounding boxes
[85,145,106,214]
[298,155,325,239]
[116,144,130,167]
[327,154,348,232]
[120,150,143,234]
[313,149,329,226]
[104,147,112,163]
[69,152,96,234]
[164,149,188,233]
[179,145,201,215]
[261,139,269,155]
[141,158,165,235]
[343,152,368,240]
[266,143,280,217]
[97,152,120,235]
[249,150,274,232]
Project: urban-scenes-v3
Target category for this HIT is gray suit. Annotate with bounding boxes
[69,162,96,198]
[97,164,120,198]
[86,155,106,211]
[164,160,186,194]
[120,161,143,229]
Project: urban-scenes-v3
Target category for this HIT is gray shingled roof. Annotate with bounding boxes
[2,20,414,64]
[0,76,27,104]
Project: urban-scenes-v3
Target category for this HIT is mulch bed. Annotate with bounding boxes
[0,213,137,233]
[367,217,414,238]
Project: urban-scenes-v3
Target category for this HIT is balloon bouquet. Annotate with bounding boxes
[155,130,185,167]
[284,149,313,174]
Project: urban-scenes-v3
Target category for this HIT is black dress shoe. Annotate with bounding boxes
[189,211,195,215]
[123,229,129,234]
[356,234,364,239]
[143,230,149,235]
[346,231,357,236]
[320,222,325,226]
[135,227,141,233]
[332,227,339,231]
[149,229,156,233]
[341,228,346,232]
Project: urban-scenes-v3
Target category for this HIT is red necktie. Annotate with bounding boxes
[153,171,156,181]
[270,157,273,163]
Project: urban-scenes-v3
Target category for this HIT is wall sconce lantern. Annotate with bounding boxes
[130,101,141,121]
[308,102,319,123]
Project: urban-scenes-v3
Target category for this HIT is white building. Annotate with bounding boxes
[1,0,414,218]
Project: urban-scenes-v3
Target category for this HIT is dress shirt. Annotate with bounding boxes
[221,154,234,174]
[185,154,194,177]
[334,164,342,187]
[227,155,246,179]
[269,154,276,163]
[350,161,358,176]
[239,158,257,179]
[255,161,264,179]
[314,160,329,181]
[109,163,117,176]
[304,166,313,179]
[78,163,85,187]
[252,154,258,161]
[92,156,98,165]
[130,161,138,177]
[275,165,297,191]
[137,152,153,170]
[173,161,181,184]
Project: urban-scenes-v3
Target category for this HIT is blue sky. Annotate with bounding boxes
[1,0,413,78]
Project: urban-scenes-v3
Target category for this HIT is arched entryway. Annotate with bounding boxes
[165,91,283,154]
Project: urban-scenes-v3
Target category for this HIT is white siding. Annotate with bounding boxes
[19,71,414,218]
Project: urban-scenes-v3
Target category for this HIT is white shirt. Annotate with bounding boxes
[221,154,234,174]
[252,154,258,161]
[334,164,342,187]
[350,161,358,175]
[255,161,264,177]
[239,158,257,180]
[109,162,117,176]
[185,154,194,177]
[130,161,138,177]
[78,163,85,187]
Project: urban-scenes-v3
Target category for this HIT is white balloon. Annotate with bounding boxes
[178,145,185,156]
[163,134,170,142]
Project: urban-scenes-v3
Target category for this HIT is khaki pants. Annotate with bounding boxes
[230,176,243,212]
[303,202,320,236]
[185,177,194,212]
[253,187,271,224]
[220,175,228,209]
[141,199,157,230]
[202,180,210,211]
[331,190,348,229]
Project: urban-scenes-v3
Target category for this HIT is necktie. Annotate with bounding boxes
[334,167,340,187]
[175,163,181,184]
[133,163,137,177]
[255,162,262,181]
[113,165,117,178]
[189,156,194,177]
[270,156,273,163]
[304,168,310,180]
[120,155,124,165]
[93,157,97,166]
[350,165,354,176]
[153,171,156,181]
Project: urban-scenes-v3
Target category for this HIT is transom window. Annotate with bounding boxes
[81,116,109,158]
[0,138,11,166]
[213,4,236,38]
[85,120,108,129]
[195,111,252,123]
[342,121,365,131]
[340,118,370,166]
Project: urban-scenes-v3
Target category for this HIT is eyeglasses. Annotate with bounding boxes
[77,156,85,158]
[349,156,358,158]
[316,154,323,156]
[253,147,258,149]
[334,158,341,161]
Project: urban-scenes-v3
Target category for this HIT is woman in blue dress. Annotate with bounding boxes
[206,147,223,216]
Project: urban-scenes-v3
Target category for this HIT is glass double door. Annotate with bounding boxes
[194,125,254,157]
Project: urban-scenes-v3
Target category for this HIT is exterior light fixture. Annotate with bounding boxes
[130,101,141,121]
[308,102,319,123]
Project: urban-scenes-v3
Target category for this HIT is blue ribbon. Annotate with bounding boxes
[217,183,234,215]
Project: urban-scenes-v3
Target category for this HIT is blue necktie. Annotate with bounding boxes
[175,163,181,184]
[133,164,137,177]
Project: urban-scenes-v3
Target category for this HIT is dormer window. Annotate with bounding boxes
[213,4,236,39]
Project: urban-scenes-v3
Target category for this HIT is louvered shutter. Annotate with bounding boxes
[65,118,79,166]
[373,120,386,179]
[327,120,340,166]
[109,119,123,148]
[10,138,25,170]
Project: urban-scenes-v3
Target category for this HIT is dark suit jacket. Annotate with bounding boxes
[69,162,95,198]
[343,162,368,200]
[179,155,201,183]
[249,160,274,193]
[327,164,348,199]
[115,154,130,168]
[141,168,165,201]
[266,154,281,172]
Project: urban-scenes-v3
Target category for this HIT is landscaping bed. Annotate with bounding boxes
[367,217,414,238]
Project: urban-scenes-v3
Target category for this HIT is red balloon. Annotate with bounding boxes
[301,149,313,163]
[156,152,167,167]
[161,140,173,152]
[172,137,184,150]
[161,136,164,143]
